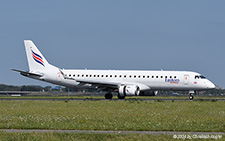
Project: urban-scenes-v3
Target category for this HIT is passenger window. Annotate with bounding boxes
[115,75,117,77]
[124,75,126,78]
[129,75,132,78]
[165,76,167,78]
[73,74,75,77]
[143,76,145,78]
[77,75,79,77]
[170,76,172,78]
[138,76,141,78]
[110,75,112,77]
[134,75,136,78]
[90,75,92,77]
[161,76,163,78]
[152,76,154,78]
[174,76,176,78]
[102,75,104,77]
[156,76,158,78]
[69,74,71,77]
[86,75,88,77]
[106,75,108,77]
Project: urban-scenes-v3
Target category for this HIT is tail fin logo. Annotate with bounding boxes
[31,50,45,67]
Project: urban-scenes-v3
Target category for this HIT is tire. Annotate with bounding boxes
[189,95,194,100]
[117,94,125,99]
[105,93,113,99]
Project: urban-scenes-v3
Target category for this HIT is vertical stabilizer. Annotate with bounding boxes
[24,40,50,71]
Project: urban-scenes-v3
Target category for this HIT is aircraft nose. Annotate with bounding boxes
[207,81,216,89]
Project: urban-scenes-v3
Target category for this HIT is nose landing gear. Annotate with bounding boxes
[189,94,194,100]
[189,90,195,100]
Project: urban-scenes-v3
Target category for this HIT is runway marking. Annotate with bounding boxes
[0,129,224,135]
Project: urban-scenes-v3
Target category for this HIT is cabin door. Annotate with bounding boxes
[57,72,62,83]
[183,74,189,85]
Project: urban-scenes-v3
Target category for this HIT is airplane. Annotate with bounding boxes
[12,40,216,100]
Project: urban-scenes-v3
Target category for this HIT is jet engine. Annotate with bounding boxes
[118,85,140,96]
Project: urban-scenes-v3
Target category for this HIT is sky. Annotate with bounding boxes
[0,0,225,87]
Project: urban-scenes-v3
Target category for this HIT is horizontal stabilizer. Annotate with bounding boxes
[11,69,43,77]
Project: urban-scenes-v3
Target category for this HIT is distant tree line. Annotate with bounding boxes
[0,84,224,96]
[0,84,94,92]
[0,84,50,92]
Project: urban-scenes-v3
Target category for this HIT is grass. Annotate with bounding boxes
[0,132,176,141]
[0,132,223,141]
[0,100,224,132]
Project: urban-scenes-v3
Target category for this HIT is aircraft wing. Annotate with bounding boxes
[11,69,43,77]
[75,79,120,89]
[66,77,150,91]
[64,76,119,89]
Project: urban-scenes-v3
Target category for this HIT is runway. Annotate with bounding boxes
[0,129,224,135]
[0,98,225,101]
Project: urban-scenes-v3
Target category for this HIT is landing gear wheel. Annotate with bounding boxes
[189,95,194,100]
[117,95,125,99]
[105,93,113,99]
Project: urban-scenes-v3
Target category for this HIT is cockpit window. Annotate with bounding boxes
[195,75,200,79]
[200,75,206,79]
[195,75,206,79]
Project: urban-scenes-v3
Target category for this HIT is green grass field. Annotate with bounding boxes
[0,100,224,132]
[0,132,178,141]
[0,132,224,141]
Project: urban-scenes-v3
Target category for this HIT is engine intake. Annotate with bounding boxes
[118,85,140,96]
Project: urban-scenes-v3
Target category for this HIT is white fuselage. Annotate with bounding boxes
[41,68,215,91]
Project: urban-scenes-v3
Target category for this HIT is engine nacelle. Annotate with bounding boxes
[118,85,140,96]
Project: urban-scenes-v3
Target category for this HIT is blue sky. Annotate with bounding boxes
[0,1,225,87]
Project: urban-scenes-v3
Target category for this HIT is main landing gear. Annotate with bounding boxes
[117,94,125,99]
[105,93,113,99]
[104,93,126,99]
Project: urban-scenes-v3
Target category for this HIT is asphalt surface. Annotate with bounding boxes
[0,98,225,101]
[0,129,224,135]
